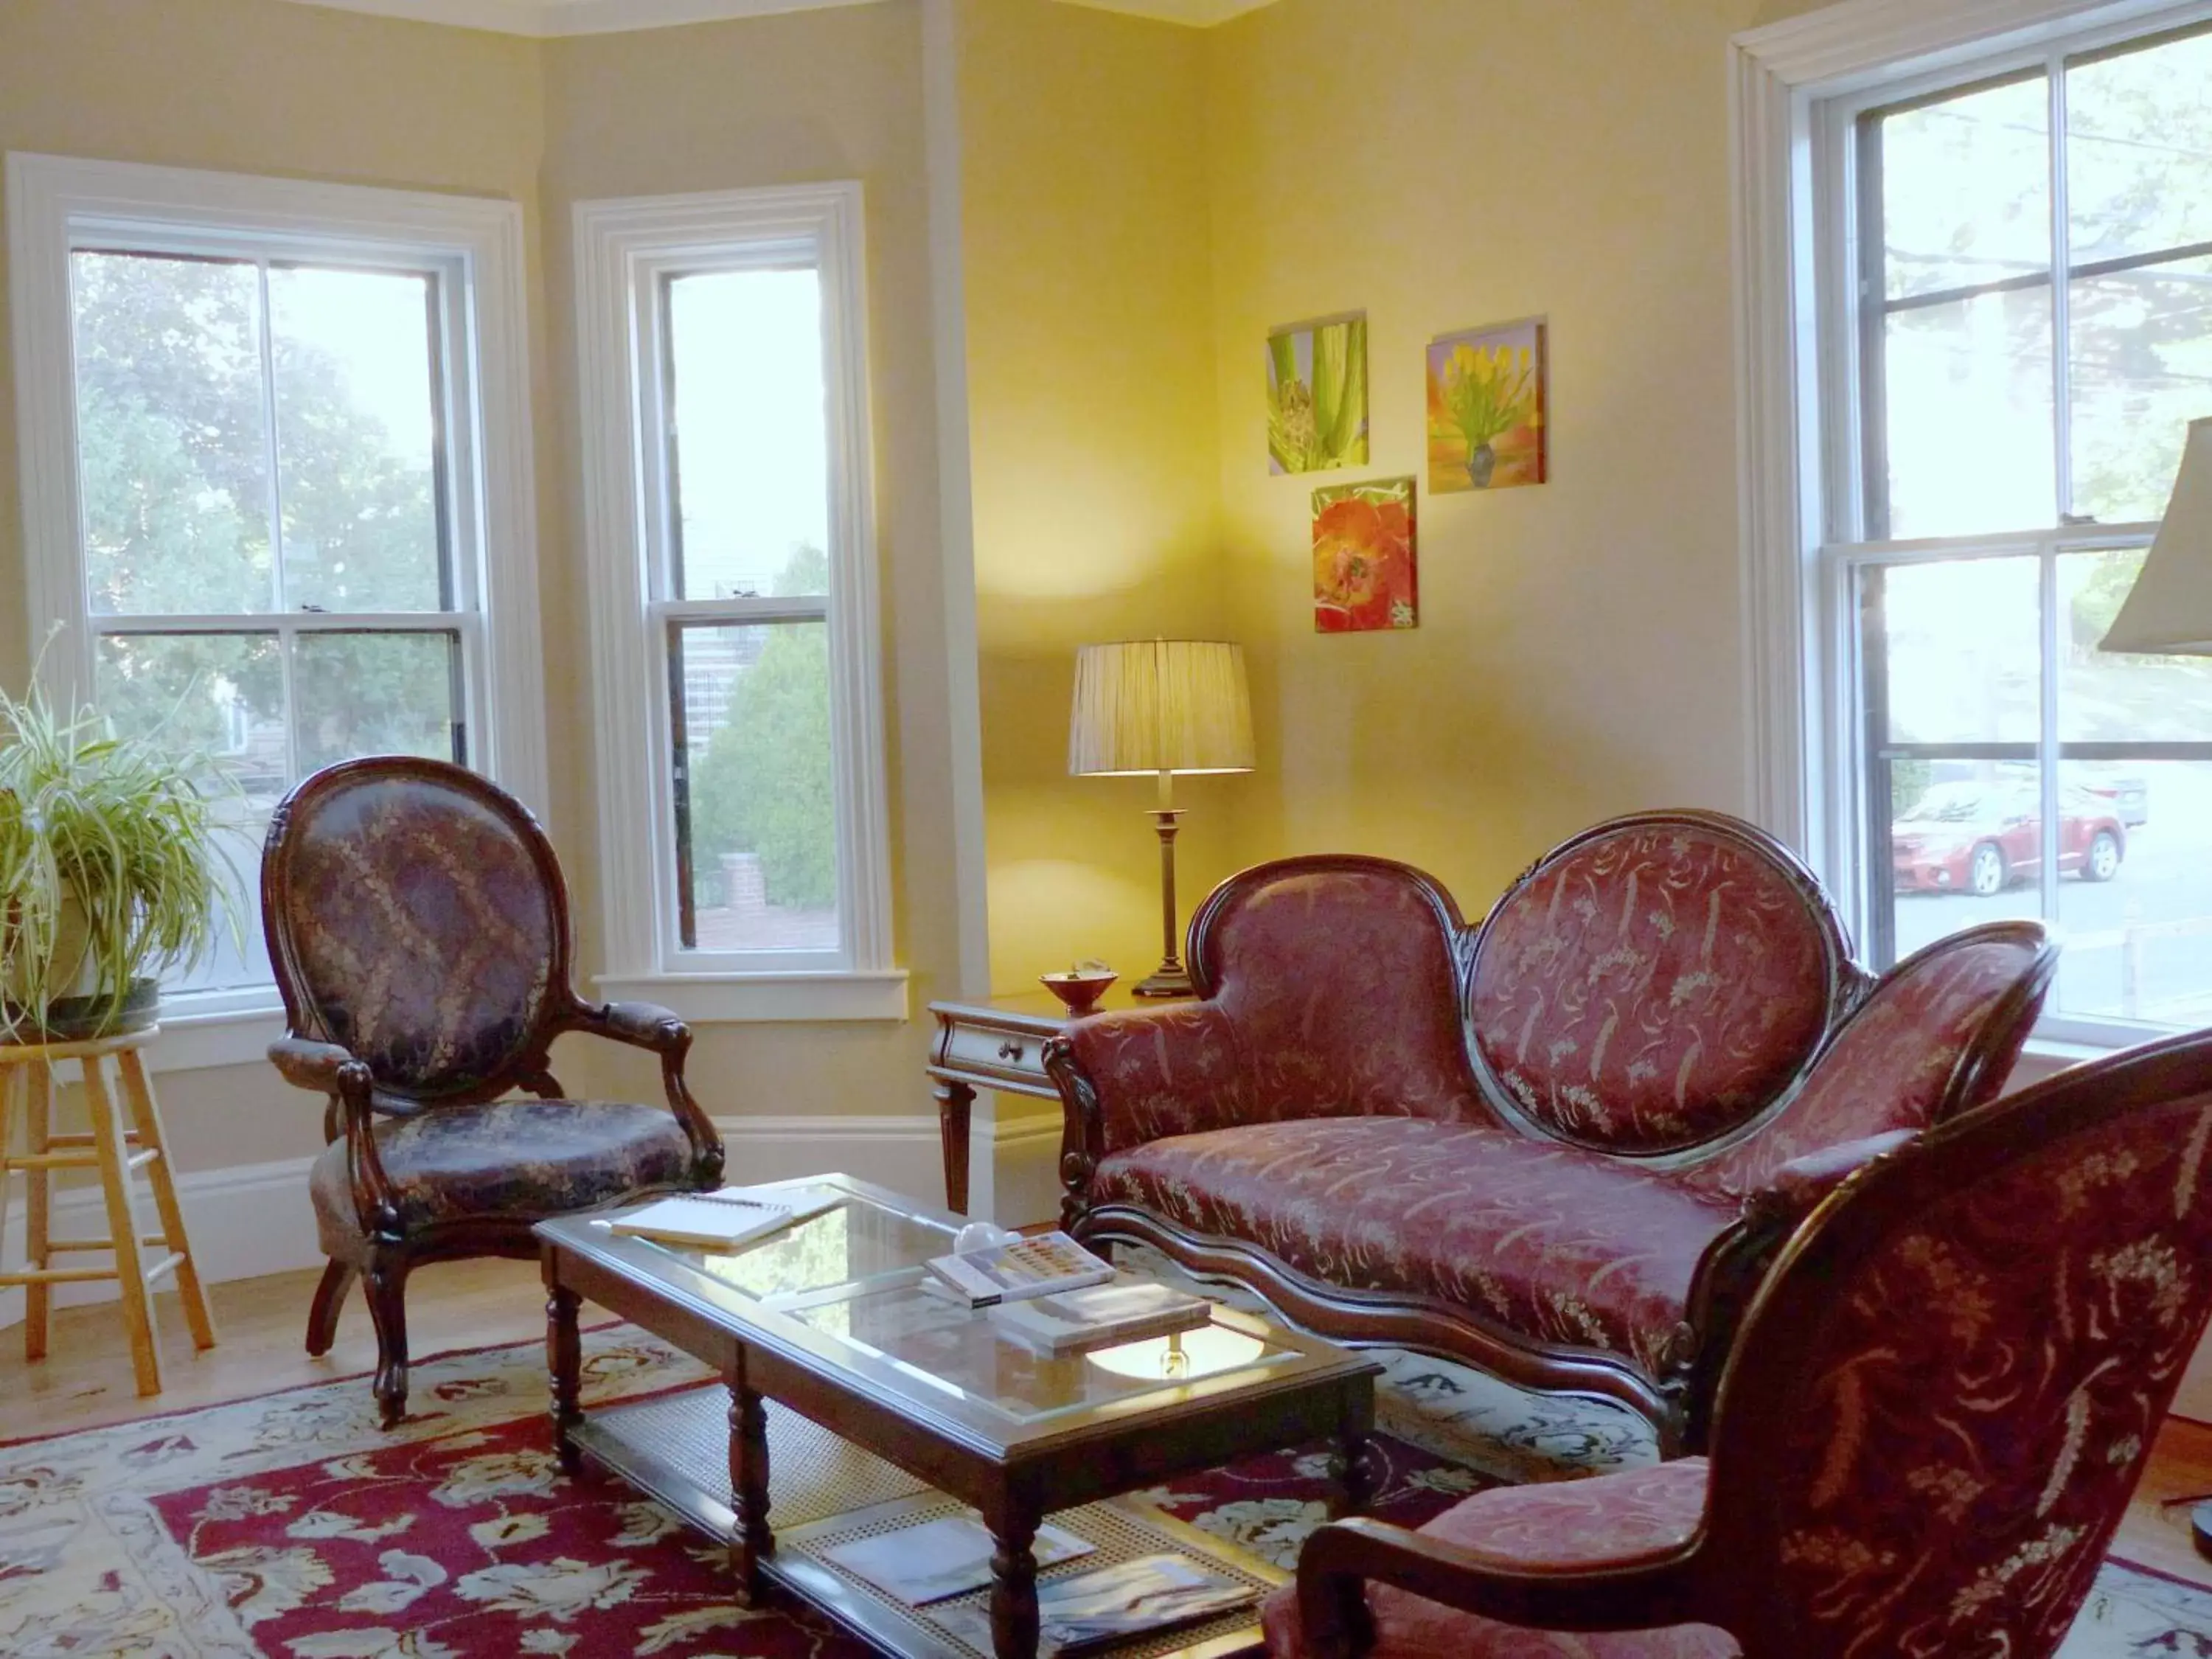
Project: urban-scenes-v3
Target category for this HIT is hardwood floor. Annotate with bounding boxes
[4,1260,2211,1597]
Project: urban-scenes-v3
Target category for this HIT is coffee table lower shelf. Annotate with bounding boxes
[568,1384,1278,1659]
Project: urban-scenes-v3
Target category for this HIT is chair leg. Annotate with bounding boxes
[306,1259,356,1357]
[24,1059,52,1362]
[364,1257,411,1429]
[84,1054,161,1397]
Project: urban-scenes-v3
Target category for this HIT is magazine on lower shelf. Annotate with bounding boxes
[930,1553,1258,1655]
[820,1513,1093,1605]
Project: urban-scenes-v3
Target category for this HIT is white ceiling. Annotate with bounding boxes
[271,0,1278,35]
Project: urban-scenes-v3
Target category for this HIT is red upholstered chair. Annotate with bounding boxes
[261,758,723,1427]
[1051,813,2059,1450]
[1267,1025,2212,1659]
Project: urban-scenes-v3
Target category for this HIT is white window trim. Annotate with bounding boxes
[1732,0,2211,1051]
[574,183,902,1025]
[7,153,547,1071]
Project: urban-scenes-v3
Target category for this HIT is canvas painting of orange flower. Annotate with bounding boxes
[1427,317,1546,493]
[1313,477,1417,633]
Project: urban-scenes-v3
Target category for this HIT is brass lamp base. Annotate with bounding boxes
[1134,961,1194,998]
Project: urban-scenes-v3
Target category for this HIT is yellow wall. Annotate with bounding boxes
[1202,0,1777,912]
[0,0,548,1172]
[0,0,960,1186]
[538,4,960,1162]
[953,0,1247,995]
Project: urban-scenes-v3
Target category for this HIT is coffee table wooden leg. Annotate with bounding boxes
[546,1279,582,1475]
[1330,1382,1377,1517]
[986,1497,1042,1659]
[728,1370,773,1605]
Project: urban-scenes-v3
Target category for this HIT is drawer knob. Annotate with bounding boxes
[998,1040,1027,1063]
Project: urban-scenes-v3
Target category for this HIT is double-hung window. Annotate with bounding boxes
[1804,14,2212,1043]
[575,184,899,1023]
[7,156,544,1054]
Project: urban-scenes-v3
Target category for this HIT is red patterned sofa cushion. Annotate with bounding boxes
[1093,1117,1740,1377]
[1467,816,1845,1154]
[1262,1458,1738,1658]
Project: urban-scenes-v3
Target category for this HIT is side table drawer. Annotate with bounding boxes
[938,1020,1053,1085]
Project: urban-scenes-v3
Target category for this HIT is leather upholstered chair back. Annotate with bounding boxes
[1464,810,1854,1153]
[262,757,570,1105]
[1700,1027,2212,1655]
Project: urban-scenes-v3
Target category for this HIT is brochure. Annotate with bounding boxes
[990,1278,1213,1354]
[926,1231,1115,1307]
[605,1182,844,1251]
[931,1553,1256,1655]
[821,1513,1093,1605]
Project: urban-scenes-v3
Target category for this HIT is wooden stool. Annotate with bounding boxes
[0,1027,217,1394]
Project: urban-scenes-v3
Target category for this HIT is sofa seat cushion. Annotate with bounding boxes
[311,1098,694,1245]
[1091,1117,1741,1375]
[1261,1458,1738,1658]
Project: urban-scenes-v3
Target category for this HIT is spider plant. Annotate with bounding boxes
[0,673,239,1040]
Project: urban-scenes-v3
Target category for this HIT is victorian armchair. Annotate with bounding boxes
[1268,1023,2212,1659]
[262,757,724,1427]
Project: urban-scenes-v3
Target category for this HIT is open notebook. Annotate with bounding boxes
[604,1183,845,1251]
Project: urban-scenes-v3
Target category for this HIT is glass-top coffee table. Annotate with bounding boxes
[536,1174,1378,1659]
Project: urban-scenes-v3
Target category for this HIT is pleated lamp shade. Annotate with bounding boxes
[2102,417,2212,655]
[1068,641,1256,777]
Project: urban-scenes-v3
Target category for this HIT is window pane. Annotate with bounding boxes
[2055,761,2212,1028]
[93,632,285,995]
[269,266,445,612]
[1889,760,2048,957]
[1873,557,2041,745]
[2060,549,2212,740]
[2067,257,2212,525]
[292,631,462,776]
[666,268,830,602]
[2066,30,2212,266]
[1882,288,2057,537]
[1877,76,2051,302]
[672,619,838,953]
[71,251,274,616]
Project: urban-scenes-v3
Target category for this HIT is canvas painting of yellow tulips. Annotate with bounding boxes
[1313,476,1416,633]
[1268,314,1369,475]
[1427,318,1547,493]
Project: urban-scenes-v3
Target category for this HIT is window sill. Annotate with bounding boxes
[142,1003,288,1075]
[593,970,910,1025]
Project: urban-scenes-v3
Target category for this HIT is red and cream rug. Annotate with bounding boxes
[1,1325,2208,1657]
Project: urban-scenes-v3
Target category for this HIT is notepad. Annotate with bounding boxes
[606,1192,793,1250]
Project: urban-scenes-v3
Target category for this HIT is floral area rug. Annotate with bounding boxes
[1,1323,2208,1657]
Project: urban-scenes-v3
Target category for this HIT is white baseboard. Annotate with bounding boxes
[0,1154,321,1332]
[0,1110,1065,1335]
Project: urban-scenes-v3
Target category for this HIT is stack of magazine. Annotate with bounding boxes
[821,1514,1256,1655]
[923,1232,1213,1355]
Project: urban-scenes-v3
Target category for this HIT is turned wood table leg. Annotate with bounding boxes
[1329,1381,1377,1518]
[546,1279,582,1475]
[936,1078,975,1215]
[986,1495,1043,1659]
[728,1367,773,1606]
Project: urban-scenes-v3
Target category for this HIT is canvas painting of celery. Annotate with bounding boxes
[1267,314,1369,475]
[1427,318,1547,492]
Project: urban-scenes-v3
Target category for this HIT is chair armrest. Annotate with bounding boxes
[1294,1517,1703,1659]
[561,998,724,1187]
[268,1036,366,1096]
[568,998,689,1056]
[1048,1002,1251,1152]
[1743,1130,1916,1230]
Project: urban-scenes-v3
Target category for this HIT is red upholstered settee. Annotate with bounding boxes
[1045,811,2057,1450]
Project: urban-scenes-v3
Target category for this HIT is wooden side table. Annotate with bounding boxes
[0,1026,217,1394]
[925,990,1167,1214]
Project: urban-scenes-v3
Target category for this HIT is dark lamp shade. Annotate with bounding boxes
[2101,417,2212,655]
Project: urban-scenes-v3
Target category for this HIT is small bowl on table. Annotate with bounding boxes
[1040,970,1117,1019]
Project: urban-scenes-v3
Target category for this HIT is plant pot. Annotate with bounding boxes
[1467,442,1497,488]
[2,975,161,1043]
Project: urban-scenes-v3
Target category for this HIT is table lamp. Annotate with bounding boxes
[2099,416,2212,1559]
[1069,640,1256,998]
[2100,416,2212,654]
